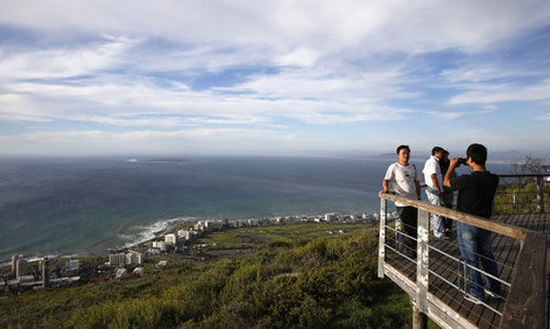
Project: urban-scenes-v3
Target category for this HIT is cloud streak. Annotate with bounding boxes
[0,1,549,155]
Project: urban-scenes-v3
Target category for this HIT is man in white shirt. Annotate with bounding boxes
[423,146,446,239]
[382,145,422,258]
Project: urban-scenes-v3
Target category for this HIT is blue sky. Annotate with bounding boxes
[0,1,549,157]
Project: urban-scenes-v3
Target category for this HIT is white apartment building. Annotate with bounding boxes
[165,234,177,245]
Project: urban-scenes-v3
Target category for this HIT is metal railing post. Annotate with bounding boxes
[416,209,430,313]
[536,176,544,213]
[378,198,387,278]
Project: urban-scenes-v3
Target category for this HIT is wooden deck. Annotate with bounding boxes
[382,212,550,329]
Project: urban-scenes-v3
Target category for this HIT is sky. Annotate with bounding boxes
[0,1,549,157]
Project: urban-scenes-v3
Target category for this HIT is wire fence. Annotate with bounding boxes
[495,174,550,214]
[384,221,514,323]
[377,192,544,329]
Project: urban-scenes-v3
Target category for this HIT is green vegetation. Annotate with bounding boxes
[494,156,550,214]
[0,224,412,328]
[494,180,550,214]
[197,223,368,249]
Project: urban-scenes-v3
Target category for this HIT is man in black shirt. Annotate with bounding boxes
[443,143,501,304]
[439,150,453,237]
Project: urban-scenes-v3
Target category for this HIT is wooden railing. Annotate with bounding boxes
[496,174,549,214]
[377,192,547,329]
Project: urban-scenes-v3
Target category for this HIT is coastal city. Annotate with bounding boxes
[1,212,382,296]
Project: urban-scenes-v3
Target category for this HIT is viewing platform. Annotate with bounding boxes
[378,174,549,329]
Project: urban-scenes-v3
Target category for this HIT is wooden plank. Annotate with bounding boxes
[427,238,463,315]
[383,211,547,329]
[378,198,387,278]
[500,232,547,329]
[498,174,547,178]
[546,225,550,329]
[432,214,522,329]
[426,292,479,329]
[380,192,528,240]
[412,304,428,329]
[417,209,430,313]
[384,262,479,329]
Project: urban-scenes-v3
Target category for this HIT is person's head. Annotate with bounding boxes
[431,146,445,159]
[466,143,487,166]
[442,150,449,160]
[396,145,410,164]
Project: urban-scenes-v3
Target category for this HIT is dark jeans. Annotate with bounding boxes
[457,222,501,300]
[441,188,454,233]
[396,206,418,257]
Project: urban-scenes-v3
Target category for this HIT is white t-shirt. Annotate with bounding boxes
[422,155,443,193]
[384,162,420,207]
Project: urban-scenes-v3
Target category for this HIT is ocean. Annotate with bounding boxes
[0,156,514,262]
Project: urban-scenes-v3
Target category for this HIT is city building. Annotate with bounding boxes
[325,213,337,222]
[165,234,177,245]
[115,268,127,279]
[16,259,27,280]
[133,267,144,276]
[152,241,167,251]
[65,259,80,272]
[41,258,50,288]
[125,252,144,265]
[11,255,19,275]
[109,253,126,266]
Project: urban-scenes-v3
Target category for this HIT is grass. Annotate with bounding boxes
[195,223,373,250]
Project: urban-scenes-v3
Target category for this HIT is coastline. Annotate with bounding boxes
[1,211,379,265]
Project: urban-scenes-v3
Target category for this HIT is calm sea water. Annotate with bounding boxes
[0,156,513,261]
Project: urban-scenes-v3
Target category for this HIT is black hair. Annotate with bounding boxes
[431,146,445,155]
[466,143,487,165]
[396,145,410,154]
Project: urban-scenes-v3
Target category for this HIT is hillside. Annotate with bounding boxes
[1,224,414,328]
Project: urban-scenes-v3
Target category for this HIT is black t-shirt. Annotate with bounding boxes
[439,159,450,176]
[450,171,499,218]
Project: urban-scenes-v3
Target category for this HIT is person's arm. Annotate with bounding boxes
[443,158,459,188]
[381,165,394,193]
[381,179,390,193]
[431,173,443,196]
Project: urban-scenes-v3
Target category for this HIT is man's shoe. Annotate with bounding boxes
[464,295,484,305]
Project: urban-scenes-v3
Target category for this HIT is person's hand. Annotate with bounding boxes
[380,187,388,194]
[450,158,459,166]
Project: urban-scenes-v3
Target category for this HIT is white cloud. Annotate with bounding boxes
[0,62,416,127]
[447,79,550,105]
[480,105,498,113]
[277,47,320,67]
[1,1,549,56]
[0,127,301,155]
[1,1,549,155]
[426,110,465,120]
[536,113,550,121]
[0,36,137,79]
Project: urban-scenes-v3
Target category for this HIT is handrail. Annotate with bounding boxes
[498,174,550,177]
[378,192,528,240]
[496,174,548,213]
[378,192,547,329]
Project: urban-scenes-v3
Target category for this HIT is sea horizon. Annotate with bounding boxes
[0,155,516,263]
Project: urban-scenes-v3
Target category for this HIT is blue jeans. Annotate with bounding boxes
[457,222,501,300]
[426,191,445,238]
